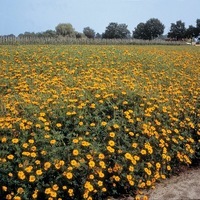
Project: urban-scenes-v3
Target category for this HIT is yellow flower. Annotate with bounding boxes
[141,149,147,155]
[29,175,36,182]
[72,149,79,156]
[50,139,56,145]
[156,162,161,169]
[1,137,7,143]
[66,172,73,179]
[44,162,51,170]
[81,141,90,146]
[13,196,21,200]
[52,184,59,191]
[98,153,105,159]
[18,171,25,180]
[132,142,138,148]
[99,161,106,168]
[97,181,103,187]
[6,194,12,199]
[113,124,119,129]
[90,123,96,127]
[70,159,78,166]
[56,123,62,128]
[129,180,134,186]
[25,166,33,173]
[2,186,7,191]
[108,140,115,147]
[68,188,74,196]
[45,188,51,194]
[125,152,132,160]
[109,132,115,137]
[30,152,37,158]
[129,165,134,172]
[12,138,19,144]
[113,175,120,182]
[62,185,67,190]
[7,154,14,160]
[17,187,24,194]
[79,121,83,126]
[22,143,29,148]
[28,139,34,144]
[88,160,95,168]
[72,138,79,143]
[36,169,43,176]
[106,146,115,153]
[50,190,57,197]
[101,121,107,126]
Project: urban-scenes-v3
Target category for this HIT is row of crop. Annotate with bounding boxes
[0,36,186,45]
[0,90,199,200]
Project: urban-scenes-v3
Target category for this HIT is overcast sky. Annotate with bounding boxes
[0,0,199,36]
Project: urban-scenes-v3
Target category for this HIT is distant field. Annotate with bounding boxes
[0,45,200,200]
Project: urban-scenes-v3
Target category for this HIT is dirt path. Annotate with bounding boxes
[146,167,200,200]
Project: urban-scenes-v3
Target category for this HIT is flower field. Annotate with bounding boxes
[0,45,200,200]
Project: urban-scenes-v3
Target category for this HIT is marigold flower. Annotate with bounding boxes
[12,138,19,144]
[109,132,115,137]
[88,160,95,168]
[29,175,36,182]
[56,123,62,128]
[18,171,25,180]
[72,149,79,156]
[66,172,73,179]
[7,154,14,160]
[36,169,43,176]
[101,121,107,126]
[17,187,24,194]
[108,140,115,146]
[50,139,56,145]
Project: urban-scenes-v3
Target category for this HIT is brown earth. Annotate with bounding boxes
[146,167,200,200]
[109,165,200,200]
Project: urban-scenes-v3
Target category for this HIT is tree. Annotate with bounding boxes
[133,22,147,39]
[195,19,200,36]
[102,22,130,39]
[95,33,102,39]
[185,25,196,38]
[133,18,165,40]
[145,18,165,39]
[55,23,75,37]
[167,20,186,40]
[75,31,86,39]
[83,27,95,39]
[43,30,57,37]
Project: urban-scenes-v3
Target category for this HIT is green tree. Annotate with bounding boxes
[55,23,75,37]
[167,20,186,40]
[83,27,95,38]
[145,18,165,39]
[133,18,164,40]
[133,22,147,39]
[195,19,200,36]
[43,30,57,37]
[95,33,102,39]
[185,25,196,38]
[102,22,130,39]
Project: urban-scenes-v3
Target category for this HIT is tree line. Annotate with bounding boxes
[2,18,200,40]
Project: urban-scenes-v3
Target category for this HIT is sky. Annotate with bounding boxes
[0,0,199,36]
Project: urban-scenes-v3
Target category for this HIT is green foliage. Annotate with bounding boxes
[83,27,96,39]
[55,23,76,37]
[167,20,186,40]
[133,18,165,40]
[102,22,131,39]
